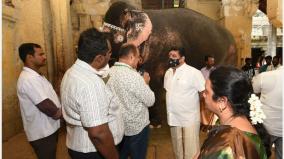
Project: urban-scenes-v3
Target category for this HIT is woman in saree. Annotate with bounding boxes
[196,66,271,159]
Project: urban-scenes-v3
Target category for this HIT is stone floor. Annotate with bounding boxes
[3,124,207,159]
[3,125,275,159]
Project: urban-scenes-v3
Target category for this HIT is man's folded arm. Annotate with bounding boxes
[36,98,61,120]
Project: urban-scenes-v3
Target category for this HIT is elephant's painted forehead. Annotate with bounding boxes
[127,13,152,47]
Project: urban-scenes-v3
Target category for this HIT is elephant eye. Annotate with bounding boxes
[125,21,134,31]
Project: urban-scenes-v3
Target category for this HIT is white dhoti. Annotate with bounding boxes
[170,124,200,159]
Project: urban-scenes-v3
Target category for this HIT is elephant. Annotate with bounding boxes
[102,1,237,125]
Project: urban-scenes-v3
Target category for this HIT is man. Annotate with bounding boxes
[272,55,281,70]
[60,28,124,159]
[164,47,205,159]
[200,55,215,128]
[17,43,62,159]
[259,55,272,73]
[200,55,215,80]
[107,43,155,159]
[241,57,255,80]
[252,56,283,159]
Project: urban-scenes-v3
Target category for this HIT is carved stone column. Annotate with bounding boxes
[267,24,277,57]
[50,0,74,92]
[266,0,282,57]
[71,0,110,31]
[2,2,21,141]
[220,0,259,67]
[110,0,142,9]
[185,0,221,21]
[267,0,282,27]
[70,0,111,59]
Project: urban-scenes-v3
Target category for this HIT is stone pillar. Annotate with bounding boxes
[185,0,221,21]
[71,0,110,31]
[70,0,111,59]
[266,0,282,57]
[267,0,282,27]
[50,0,74,92]
[267,24,277,57]
[2,4,22,141]
[110,0,142,9]
[220,0,259,67]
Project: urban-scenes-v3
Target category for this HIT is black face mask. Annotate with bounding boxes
[168,58,180,68]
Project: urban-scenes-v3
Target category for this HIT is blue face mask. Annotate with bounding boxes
[168,58,180,68]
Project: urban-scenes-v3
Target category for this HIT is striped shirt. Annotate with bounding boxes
[107,62,155,136]
[60,59,124,153]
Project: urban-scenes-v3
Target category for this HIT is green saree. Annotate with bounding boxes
[198,125,267,159]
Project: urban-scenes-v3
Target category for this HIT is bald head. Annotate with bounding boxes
[118,43,139,59]
[118,43,140,69]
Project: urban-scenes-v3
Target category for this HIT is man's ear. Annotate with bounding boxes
[180,56,185,62]
[26,54,34,61]
[94,54,104,64]
[91,55,104,69]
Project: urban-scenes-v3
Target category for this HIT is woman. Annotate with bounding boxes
[197,66,270,159]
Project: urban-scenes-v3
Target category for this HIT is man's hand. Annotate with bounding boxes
[52,108,62,120]
[36,98,61,120]
[143,72,150,84]
[86,124,119,159]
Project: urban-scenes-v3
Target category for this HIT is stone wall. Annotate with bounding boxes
[2,4,22,141]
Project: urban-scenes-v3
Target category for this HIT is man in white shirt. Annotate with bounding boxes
[60,28,124,159]
[17,43,62,159]
[164,47,205,159]
[252,57,283,159]
[200,55,215,80]
[272,55,282,70]
[107,43,155,159]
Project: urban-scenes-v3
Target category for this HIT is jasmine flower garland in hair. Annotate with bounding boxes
[248,94,266,125]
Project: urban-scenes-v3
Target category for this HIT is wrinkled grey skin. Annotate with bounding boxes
[104,1,237,122]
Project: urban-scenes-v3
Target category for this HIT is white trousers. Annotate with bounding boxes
[170,124,200,159]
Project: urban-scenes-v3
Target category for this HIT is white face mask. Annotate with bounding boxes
[98,64,110,78]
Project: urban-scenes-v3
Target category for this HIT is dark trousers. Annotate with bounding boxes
[119,126,149,159]
[271,135,282,159]
[30,130,59,159]
[68,149,104,159]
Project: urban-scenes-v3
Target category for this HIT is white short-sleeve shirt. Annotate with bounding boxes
[17,67,61,141]
[200,66,215,80]
[164,63,205,126]
[60,59,124,153]
[252,66,283,137]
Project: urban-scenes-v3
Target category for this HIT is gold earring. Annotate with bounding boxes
[219,104,226,113]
